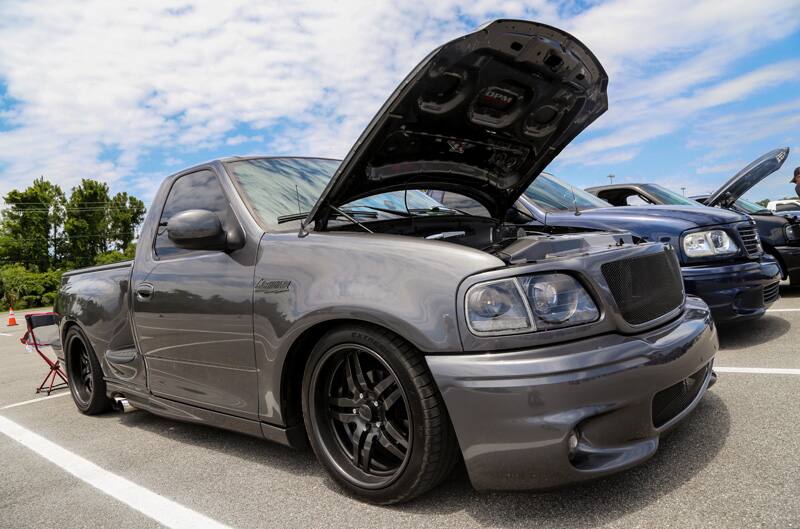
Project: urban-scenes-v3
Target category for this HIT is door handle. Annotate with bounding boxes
[135,283,154,301]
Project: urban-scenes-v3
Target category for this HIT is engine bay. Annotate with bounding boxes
[331,215,637,264]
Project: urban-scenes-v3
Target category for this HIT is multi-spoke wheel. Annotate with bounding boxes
[302,325,459,504]
[65,326,111,415]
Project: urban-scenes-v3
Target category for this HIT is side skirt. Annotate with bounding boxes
[105,381,306,449]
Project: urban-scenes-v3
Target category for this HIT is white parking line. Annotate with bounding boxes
[767,309,800,312]
[715,366,800,375]
[0,392,70,410]
[0,415,233,529]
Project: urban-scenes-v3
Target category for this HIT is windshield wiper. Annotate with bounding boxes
[408,206,473,216]
[277,209,379,224]
[348,205,412,217]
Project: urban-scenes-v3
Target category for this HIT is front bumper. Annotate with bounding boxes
[681,256,781,322]
[775,245,800,284]
[426,296,717,491]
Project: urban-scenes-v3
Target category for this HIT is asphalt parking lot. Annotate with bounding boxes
[2,291,799,529]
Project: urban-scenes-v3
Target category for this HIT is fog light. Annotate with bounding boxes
[567,430,579,458]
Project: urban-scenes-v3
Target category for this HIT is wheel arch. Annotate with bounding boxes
[60,320,107,377]
[279,318,415,430]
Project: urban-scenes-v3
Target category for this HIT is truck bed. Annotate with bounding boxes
[56,259,136,376]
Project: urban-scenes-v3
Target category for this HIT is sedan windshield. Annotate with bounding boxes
[523,173,611,212]
[640,184,701,206]
[226,157,450,229]
[734,198,772,215]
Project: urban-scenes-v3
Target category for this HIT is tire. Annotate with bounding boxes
[301,324,459,504]
[64,326,112,415]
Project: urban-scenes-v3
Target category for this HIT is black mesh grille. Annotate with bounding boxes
[602,250,684,325]
[737,225,761,256]
[652,364,709,428]
[763,281,780,305]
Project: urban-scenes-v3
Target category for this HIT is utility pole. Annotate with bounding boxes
[681,187,686,196]
[607,174,615,185]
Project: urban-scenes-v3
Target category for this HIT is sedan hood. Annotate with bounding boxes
[555,205,747,229]
[307,19,608,225]
[705,147,789,208]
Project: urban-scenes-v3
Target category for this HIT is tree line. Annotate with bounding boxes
[0,177,146,310]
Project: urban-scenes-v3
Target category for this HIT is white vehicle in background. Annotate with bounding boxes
[768,199,800,213]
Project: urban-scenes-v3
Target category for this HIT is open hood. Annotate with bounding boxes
[705,147,789,208]
[307,19,608,226]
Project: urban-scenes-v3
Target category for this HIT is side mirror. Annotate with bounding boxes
[166,209,228,251]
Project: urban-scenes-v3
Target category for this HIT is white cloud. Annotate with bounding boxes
[0,0,799,199]
[225,134,263,146]
[695,162,745,175]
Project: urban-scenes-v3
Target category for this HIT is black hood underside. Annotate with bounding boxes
[309,20,608,226]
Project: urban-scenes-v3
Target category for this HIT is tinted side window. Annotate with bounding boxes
[625,194,652,206]
[155,170,229,259]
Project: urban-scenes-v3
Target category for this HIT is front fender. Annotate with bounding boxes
[252,231,504,424]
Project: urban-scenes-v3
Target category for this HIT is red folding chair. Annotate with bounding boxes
[20,312,68,395]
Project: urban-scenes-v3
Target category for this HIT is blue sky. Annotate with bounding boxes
[0,0,799,207]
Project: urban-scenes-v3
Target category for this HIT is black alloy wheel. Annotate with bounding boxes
[65,326,111,415]
[302,325,459,504]
[315,344,411,486]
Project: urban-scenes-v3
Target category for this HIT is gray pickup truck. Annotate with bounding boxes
[56,19,718,504]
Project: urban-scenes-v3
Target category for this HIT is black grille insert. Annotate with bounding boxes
[763,281,780,305]
[602,251,684,325]
[652,364,709,428]
[737,225,761,256]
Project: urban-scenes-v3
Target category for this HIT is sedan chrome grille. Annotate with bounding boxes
[737,225,762,256]
[763,281,780,305]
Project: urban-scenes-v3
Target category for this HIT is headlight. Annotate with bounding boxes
[520,274,599,328]
[465,279,532,335]
[682,230,738,257]
[465,274,599,336]
[784,223,800,242]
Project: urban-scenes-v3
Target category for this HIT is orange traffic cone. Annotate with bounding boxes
[7,307,18,326]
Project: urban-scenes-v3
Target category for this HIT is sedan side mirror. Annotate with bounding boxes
[166,209,229,251]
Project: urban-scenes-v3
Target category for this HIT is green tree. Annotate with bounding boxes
[108,193,146,251]
[0,264,33,307]
[756,199,770,208]
[0,177,66,270]
[64,179,112,268]
[94,243,137,265]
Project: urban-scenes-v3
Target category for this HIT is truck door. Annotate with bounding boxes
[131,168,259,419]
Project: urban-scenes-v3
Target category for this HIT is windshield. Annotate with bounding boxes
[522,173,611,212]
[735,198,771,215]
[640,184,701,206]
[226,157,450,229]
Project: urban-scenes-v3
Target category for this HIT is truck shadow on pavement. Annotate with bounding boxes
[111,411,319,477]
[400,391,730,528]
[106,387,728,527]
[716,315,791,349]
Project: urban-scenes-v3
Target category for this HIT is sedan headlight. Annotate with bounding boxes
[784,223,800,242]
[465,274,599,336]
[682,230,738,257]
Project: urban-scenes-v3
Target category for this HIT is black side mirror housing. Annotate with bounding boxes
[166,209,230,251]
